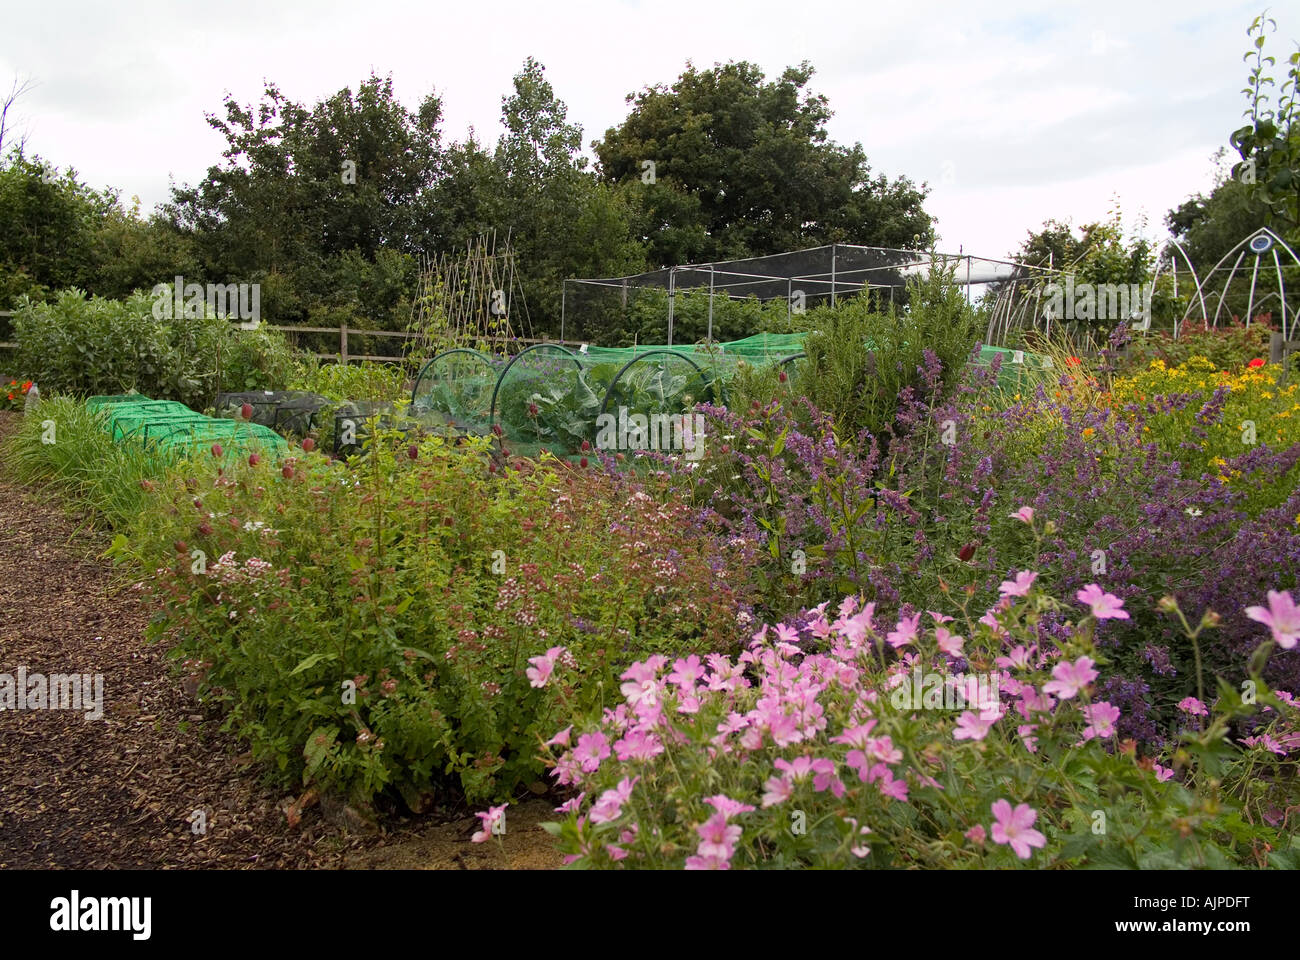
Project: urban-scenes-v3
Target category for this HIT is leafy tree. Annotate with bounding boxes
[1230,13,1300,242]
[165,75,441,324]
[593,60,934,267]
[1166,149,1273,270]
[0,154,189,307]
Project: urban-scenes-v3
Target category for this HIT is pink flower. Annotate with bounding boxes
[546,725,573,747]
[935,627,965,657]
[999,570,1039,598]
[1079,701,1121,741]
[684,853,731,870]
[1076,584,1129,620]
[590,777,639,824]
[1010,506,1035,524]
[844,817,873,857]
[696,812,742,861]
[471,803,508,843]
[573,732,610,772]
[1152,764,1175,782]
[1177,696,1208,717]
[1017,723,1038,753]
[761,775,793,808]
[1245,590,1300,649]
[810,758,844,797]
[704,794,755,819]
[614,728,664,762]
[965,824,987,846]
[990,799,1046,859]
[667,655,705,691]
[774,755,817,781]
[526,654,555,688]
[554,792,585,814]
[605,844,628,861]
[886,612,921,650]
[996,645,1036,670]
[953,705,1002,741]
[1042,656,1098,700]
[1241,734,1287,755]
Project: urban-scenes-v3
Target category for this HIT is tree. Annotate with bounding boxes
[1230,13,1300,242]
[165,75,442,324]
[1166,149,1273,270]
[593,60,934,267]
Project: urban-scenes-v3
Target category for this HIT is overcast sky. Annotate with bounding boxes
[1,0,1276,261]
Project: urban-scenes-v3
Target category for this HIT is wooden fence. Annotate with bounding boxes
[0,311,561,362]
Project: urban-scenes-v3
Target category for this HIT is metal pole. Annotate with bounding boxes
[707,267,715,343]
[667,268,675,346]
[831,245,837,307]
[560,280,566,344]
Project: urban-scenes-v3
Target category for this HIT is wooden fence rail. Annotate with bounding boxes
[0,311,566,361]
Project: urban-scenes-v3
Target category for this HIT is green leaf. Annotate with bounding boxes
[289,651,338,676]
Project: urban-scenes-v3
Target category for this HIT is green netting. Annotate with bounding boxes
[87,395,289,462]
[409,335,1051,458]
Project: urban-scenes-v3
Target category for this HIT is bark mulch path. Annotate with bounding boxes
[0,410,561,869]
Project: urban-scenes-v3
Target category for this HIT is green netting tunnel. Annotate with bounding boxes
[409,334,1051,459]
[85,394,289,463]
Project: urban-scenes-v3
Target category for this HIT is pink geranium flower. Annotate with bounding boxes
[546,725,573,747]
[1079,701,1121,741]
[935,627,965,657]
[999,570,1038,598]
[1177,696,1208,717]
[1042,656,1098,700]
[1245,590,1300,649]
[965,824,986,846]
[886,612,921,650]
[1010,506,1035,524]
[573,732,611,772]
[761,775,793,808]
[526,654,554,688]
[1152,764,1175,782]
[704,794,755,819]
[696,812,742,861]
[471,803,508,843]
[953,705,1002,741]
[1076,584,1129,620]
[990,799,1046,859]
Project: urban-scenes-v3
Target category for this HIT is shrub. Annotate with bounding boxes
[793,266,982,446]
[120,434,758,808]
[11,289,295,407]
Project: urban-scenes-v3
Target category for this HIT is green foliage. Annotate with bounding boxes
[0,154,193,307]
[1230,13,1300,240]
[594,60,934,267]
[290,358,408,403]
[113,436,754,808]
[795,265,982,443]
[0,395,171,526]
[12,289,296,406]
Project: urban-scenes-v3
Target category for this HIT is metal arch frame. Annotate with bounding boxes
[596,348,718,420]
[409,347,497,411]
[488,342,584,433]
[1183,227,1300,341]
[1150,237,1207,339]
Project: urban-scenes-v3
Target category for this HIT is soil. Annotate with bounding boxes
[0,409,563,870]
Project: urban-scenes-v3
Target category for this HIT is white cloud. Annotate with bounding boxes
[0,0,1276,259]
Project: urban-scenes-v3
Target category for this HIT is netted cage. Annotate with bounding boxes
[85,395,288,462]
[215,390,333,436]
[561,244,1051,347]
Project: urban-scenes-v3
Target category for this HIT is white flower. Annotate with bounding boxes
[1184,507,1203,517]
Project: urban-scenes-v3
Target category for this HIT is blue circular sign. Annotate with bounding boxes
[1249,234,1273,254]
